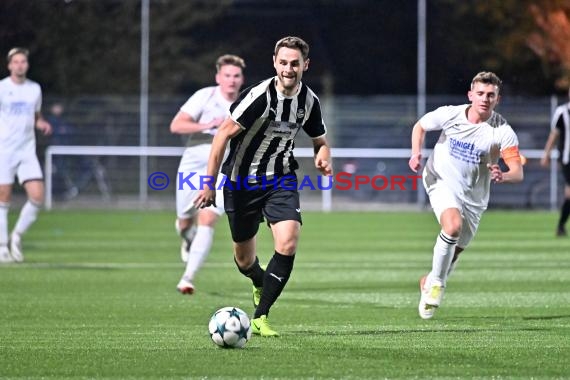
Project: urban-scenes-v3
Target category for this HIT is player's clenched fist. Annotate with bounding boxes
[487,163,503,183]
[316,158,333,176]
[409,153,422,173]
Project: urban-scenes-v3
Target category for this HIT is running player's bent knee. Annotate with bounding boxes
[28,198,44,208]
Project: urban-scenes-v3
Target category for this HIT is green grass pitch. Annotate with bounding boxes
[1,210,569,379]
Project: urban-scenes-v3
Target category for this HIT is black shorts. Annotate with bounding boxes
[223,176,302,242]
[562,163,570,186]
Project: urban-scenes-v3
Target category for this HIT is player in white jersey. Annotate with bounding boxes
[170,54,245,295]
[409,72,524,319]
[0,47,52,263]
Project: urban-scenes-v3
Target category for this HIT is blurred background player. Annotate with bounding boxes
[170,54,245,294]
[45,102,111,201]
[45,102,78,199]
[0,47,52,263]
[540,86,570,237]
[194,36,333,336]
[409,71,524,319]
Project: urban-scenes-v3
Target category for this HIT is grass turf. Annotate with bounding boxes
[1,210,569,379]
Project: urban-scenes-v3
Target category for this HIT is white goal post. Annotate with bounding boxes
[44,146,558,211]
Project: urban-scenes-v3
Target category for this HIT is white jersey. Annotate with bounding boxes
[175,86,233,217]
[180,85,233,147]
[0,77,41,152]
[421,104,519,208]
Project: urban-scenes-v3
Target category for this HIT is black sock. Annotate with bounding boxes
[254,251,295,318]
[558,199,570,230]
[235,256,264,288]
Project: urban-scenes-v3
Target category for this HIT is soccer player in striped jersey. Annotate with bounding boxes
[194,36,333,336]
[0,47,52,263]
[170,55,246,295]
[541,87,570,237]
[409,72,524,319]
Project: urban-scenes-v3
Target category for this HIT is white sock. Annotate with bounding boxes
[428,231,458,287]
[182,225,214,281]
[0,202,9,246]
[447,260,458,277]
[13,200,42,237]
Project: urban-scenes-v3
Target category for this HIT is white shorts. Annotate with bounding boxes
[423,176,483,249]
[176,145,225,219]
[0,148,43,185]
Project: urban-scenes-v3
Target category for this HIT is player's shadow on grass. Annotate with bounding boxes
[291,324,564,335]
[450,314,570,322]
[18,262,121,270]
[522,314,570,321]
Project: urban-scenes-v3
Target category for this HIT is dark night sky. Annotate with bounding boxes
[218,1,419,95]
[0,0,555,96]
[197,0,551,96]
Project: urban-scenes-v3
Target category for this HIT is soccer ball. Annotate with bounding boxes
[208,307,252,348]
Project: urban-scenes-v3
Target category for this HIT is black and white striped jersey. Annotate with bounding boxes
[552,102,570,164]
[222,77,327,182]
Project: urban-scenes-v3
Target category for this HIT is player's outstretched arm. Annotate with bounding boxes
[194,118,241,208]
[488,146,524,184]
[35,113,52,135]
[409,122,425,173]
[313,136,333,176]
[540,129,559,167]
[499,159,524,183]
[170,111,223,135]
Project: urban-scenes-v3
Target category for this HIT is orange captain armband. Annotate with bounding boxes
[501,146,525,166]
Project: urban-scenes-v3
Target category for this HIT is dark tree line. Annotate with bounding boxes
[0,0,568,97]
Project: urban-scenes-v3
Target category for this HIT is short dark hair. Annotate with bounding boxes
[215,54,245,72]
[471,71,502,93]
[7,47,29,63]
[274,36,309,60]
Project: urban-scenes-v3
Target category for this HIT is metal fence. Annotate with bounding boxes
[38,94,563,211]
